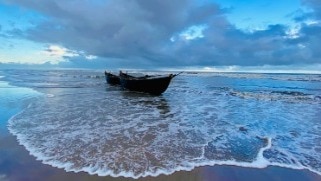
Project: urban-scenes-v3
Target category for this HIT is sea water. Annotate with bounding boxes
[1,69,320,178]
[0,74,41,136]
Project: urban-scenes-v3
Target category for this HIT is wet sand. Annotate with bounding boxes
[1,133,320,181]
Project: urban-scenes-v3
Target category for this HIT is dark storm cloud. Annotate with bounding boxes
[302,0,321,18]
[3,0,321,68]
[170,23,312,66]
[291,0,321,62]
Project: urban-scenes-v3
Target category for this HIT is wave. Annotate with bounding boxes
[1,69,106,90]
[271,90,309,96]
[228,90,321,104]
[187,72,321,82]
[5,69,321,178]
[8,115,321,179]
[8,93,321,178]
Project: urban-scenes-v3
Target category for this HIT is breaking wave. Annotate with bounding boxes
[228,90,321,104]
[5,70,321,178]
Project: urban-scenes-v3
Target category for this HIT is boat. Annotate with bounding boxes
[119,71,181,95]
[104,71,120,85]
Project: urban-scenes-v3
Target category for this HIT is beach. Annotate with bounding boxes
[2,0,321,180]
[1,135,320,181]
[1,69,321,180]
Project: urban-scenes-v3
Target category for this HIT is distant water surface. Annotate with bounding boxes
[1,69,320,178]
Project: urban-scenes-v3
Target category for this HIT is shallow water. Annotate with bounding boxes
[1,69,321,178]
[0,79,41,136]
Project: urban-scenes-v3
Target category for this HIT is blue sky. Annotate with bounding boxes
[0,0,320,72]
[213,0,304,29]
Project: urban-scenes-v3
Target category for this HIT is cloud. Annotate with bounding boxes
[288,0,321,62]
[302,0,321,18]
[3,0,321,68]
[85,55,97,60]
[40,44,99,63]
[174,64,321,74]
[43,45,79,57]
[0,174,8,181]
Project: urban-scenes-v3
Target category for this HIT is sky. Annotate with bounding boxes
[0,0,320,72]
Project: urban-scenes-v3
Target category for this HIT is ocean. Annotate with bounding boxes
[0,69,320,179]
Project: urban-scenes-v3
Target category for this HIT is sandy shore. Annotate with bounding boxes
[1,133,320,181]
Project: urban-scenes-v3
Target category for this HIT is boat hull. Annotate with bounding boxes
[120,74,173,95]
[105,72,120,85]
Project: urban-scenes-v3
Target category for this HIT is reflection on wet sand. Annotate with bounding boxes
[120,91,171,116]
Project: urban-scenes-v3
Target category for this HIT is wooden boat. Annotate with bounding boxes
[104,71,120,85]
[119,72,180,95]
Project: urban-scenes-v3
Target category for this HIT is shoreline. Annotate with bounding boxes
[1,133,320,181]
[1,71,321,181]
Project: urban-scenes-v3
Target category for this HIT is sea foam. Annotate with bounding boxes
[6,70,321,178]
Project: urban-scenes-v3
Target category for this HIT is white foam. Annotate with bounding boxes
[251,137,271,168]
[9,100,321,178]
[228,90,321,104]
[6,70,321,178]
[46,94,55,98]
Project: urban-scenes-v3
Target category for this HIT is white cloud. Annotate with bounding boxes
[305,19,320,25]
[170,24,207,42]
[0,38,97,65]
[85,55,97,60]
[170,64,321,74]
[298,43,306,49]
[42,45,79,58]
[179,25,207,40]
[285,25,301,39]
